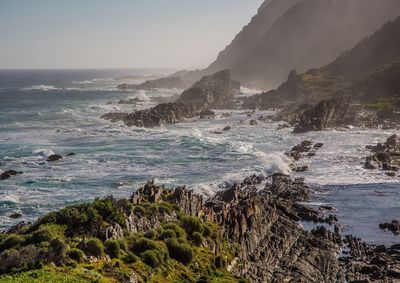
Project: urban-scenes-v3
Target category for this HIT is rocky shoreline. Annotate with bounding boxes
[2,171,399,282]
[103,70,240,128]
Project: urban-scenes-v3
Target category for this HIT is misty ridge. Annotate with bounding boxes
[197,0,400,89]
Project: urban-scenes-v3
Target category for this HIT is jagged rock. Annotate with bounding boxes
[379,220,400,234]
[223,126,231,131]
[103,70,240,128]
[102,102,204,128]
[249,119,258,126]
[293,97,377,133]
[117,76,190,90]
[46,154,63,162]
[365,134,400,172]
[8,213,23,219]
[178,70,240,109]
[0,170,23,180]
[199,109,216,118]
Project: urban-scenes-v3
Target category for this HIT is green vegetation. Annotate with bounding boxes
[0,191,245,282]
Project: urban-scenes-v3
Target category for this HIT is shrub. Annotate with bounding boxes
[105,240,121,259]
[67,248,85,262]
[30,226,54,244]
[49,238,67,264]
[122,252,139,264]
[0,234,25,252]
[214,255,226,269]
[192,232,203,246]
[140,250,164,268]
[116,198,134,214]
[93,197,126,228]
[157,204,172,214]
[133,206,146,216]
[158,229,176,240]
[117,239,128,252]
[165,238,193,265]
[0,249,21,273]
[19,244,39,269]
[203,225,212,237]
[131,238,158,255]
[84,238,104,257]
[163,223,186,239]
[180,215,204,236]
[144,229,157,240]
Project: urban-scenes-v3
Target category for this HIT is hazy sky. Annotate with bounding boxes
[0,0,264,69]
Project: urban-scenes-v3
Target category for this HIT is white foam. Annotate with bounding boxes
[33,149,55,158]
[21,85,60,91]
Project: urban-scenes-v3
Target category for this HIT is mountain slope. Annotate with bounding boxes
[205,0,303,74]
[243,16,400,109]
[232,0,400,89]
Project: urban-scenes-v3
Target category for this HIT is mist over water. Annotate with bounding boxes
[0,69,399,245]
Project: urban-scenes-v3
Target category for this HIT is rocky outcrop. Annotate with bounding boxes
[103,70,240,128]
[293,98,377,133]
[365,134,400,172]
[178,70,240,109]
[117,76,191,91]
[102,102,204,128]
[0,170,23,180]
[342,236,400,282]
[379,220,400,235]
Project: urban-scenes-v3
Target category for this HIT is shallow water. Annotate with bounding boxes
[0,69,399,245]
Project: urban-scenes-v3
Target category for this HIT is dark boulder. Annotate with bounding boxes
[178,70,240,109]
[46,154,63,162]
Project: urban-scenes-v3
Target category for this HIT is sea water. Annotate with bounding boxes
[0,69,398,245]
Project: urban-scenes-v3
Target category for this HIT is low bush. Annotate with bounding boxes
[214,255,226,269]
[192,232,203,246]
[163,223,186,239]
[165,238,193,265]
[144,229,157,240]
[67,248,85,262]
[158,229,176,240]
[131,237,158,255]
[84,238,104,257]
[0,234,25,252]
[141,249,164,268]
[122,252,139,264]
[180,215,204,237]
[117,239,128,252]
[105,240,121,259]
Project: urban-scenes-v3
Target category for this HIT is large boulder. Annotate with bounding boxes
[293,97,377,133]
[178,70,240,109]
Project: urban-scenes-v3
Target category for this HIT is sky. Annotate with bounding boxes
[0,0,264,69]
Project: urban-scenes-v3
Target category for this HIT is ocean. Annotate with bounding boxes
[0,69,398,245]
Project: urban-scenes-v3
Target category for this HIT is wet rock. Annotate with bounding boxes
[178,70,240,109]
[117,76,191,91]
[223,126,231,131]
[1,170,23,180]
[385,171,396,177]
[379,220,400,234]
[102,102,205,128]
[249,119,258,126]
[103,70,240,128]
[365,134,400,172]
[293,97,377,133]
[46,154,63,162]
[199,109,216,118]
[292,165,309,172]
[9,213,23,219]
[66,153,75,156]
